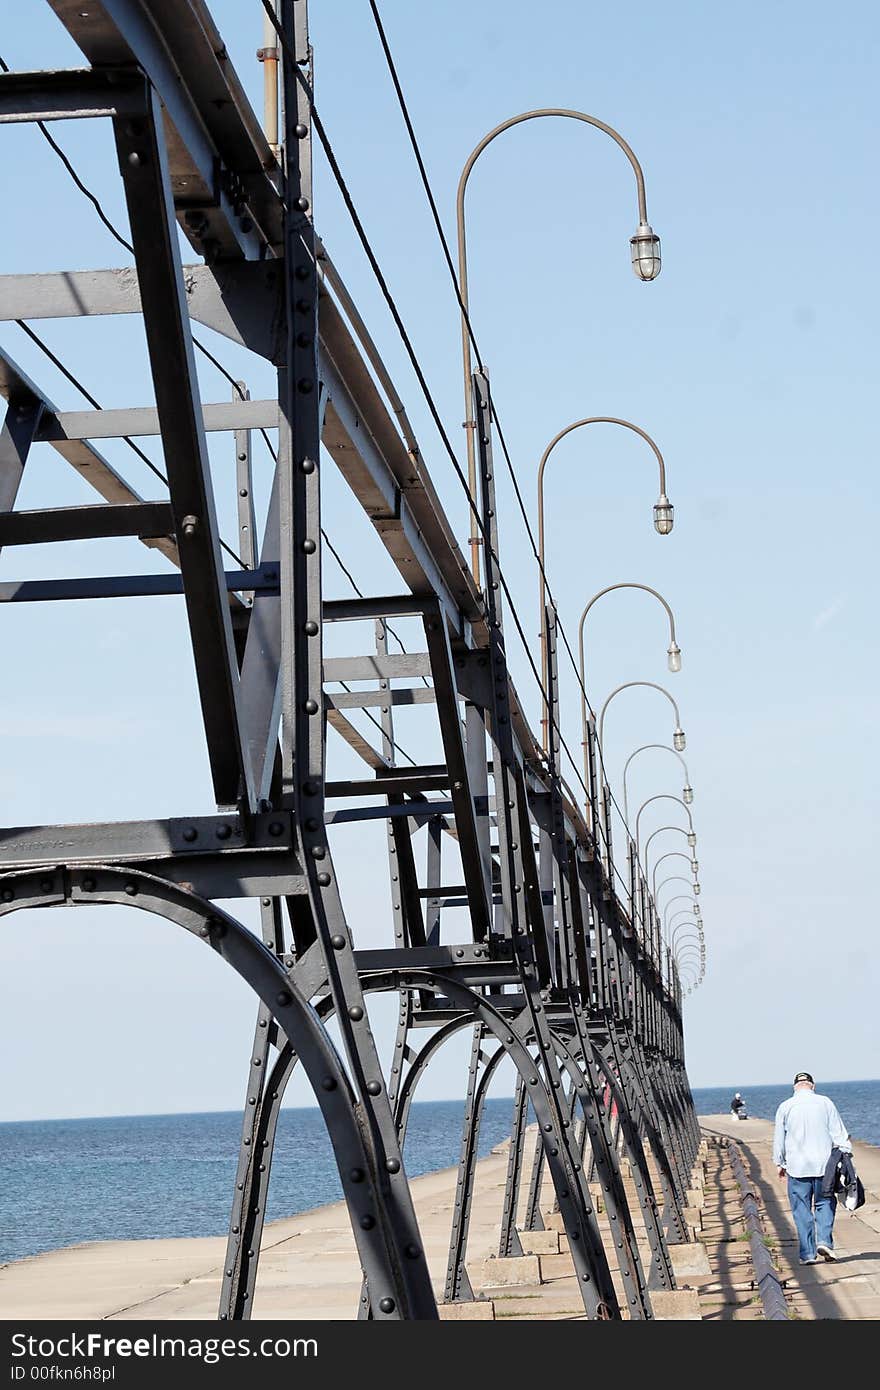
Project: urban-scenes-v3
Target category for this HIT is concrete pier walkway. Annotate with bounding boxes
[1,1116,877,1320]
[698,1114,880,1319]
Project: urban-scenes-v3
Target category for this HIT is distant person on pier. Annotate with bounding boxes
[729,1092,748,1119]
[773,1071,852,1265]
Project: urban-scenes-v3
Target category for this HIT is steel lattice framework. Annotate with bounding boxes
[0,0,701,1320]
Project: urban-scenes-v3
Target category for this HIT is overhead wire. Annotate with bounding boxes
[261,1,604,817]
[1,49,421,765]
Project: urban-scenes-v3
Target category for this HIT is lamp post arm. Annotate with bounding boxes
[635,793,694,861]
[598,680,682,750]
[651,850,695,899]
[663,895,699,929]
[622,741,689,827]
[655,875,697,907]
[643,824,692,873]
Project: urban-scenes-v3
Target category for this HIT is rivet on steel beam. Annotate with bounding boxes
[276,991,292,1006]
[81,878,95,892]
[304,621,319,636]
[302,538,316,553]
[330,934,346,950]
[378,1297,395,1314]
[350,1168,365,1183]
[40,879,52,893]
[321,1077,337,1091]
[304,699,319,714]
[360,1215,375,1230]
[317,872,331,886]
[366,1081,381,1096]
[1,890,14,903]
[181,514,199,537]
[295,123,308,138]
[348,1006,364,1021]
[216,823,232,840]
[295,265,310,280]
[268,822,284,837]
[297,379,314,394]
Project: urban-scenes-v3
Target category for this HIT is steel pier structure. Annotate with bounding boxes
[0,0,701,1319]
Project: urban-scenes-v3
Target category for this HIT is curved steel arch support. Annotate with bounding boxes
[0,866,435,1320]
[363,968,622,1318]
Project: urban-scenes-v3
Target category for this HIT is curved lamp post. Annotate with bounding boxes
[622,742,692,828]
[457,108,661,580]
[656,875,702,908]
[652,850,698,901]
[598,680,685,754]
[574,583,679,766]
[643,828,698,893]
[670,911,703,945]
[664,897,700,935]
[635,793,694,867]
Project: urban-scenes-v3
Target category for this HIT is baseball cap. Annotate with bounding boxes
[793,1071,814,1085]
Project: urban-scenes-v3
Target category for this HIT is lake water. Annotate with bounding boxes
[2,1079,876,1266]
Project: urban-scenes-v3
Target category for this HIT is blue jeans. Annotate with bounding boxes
[787,1175,836,1260]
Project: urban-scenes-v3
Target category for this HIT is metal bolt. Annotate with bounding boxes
[378,1297,395,1314]
[330,934,346,950]
[181,514,199,538]
[348,1006,364,1021]
[321,1077,337,1091]
[216,823,232,840]
[268,821,284,837]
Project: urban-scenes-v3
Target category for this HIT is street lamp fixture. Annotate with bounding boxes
[457,108,661,582]
[654,494,674,536]
[598,680,685,753]
[687,830,697,848]
[682,783,694,805]
[667,640,682,671]
[631,222,662,281]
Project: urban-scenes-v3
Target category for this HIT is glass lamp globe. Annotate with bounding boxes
[630,222,661,281]
[667,642,682,672]
[683,784,694,804]
[653,494,674,535]
[687,830,697,848]
[673,727,686,752]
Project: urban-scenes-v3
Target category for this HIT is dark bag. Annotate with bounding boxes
[843,1174,866,1212]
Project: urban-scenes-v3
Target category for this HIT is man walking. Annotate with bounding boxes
[773,1071,852,1264]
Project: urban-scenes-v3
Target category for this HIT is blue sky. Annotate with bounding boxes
[0,0,877,1120]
